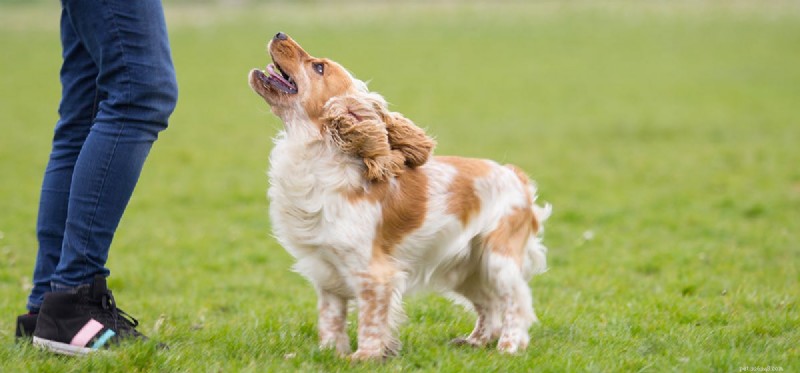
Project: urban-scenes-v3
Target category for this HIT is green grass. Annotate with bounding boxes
[2,1,799,371]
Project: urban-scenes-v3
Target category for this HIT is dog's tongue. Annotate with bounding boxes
[265,64,297,94]
[267,64,290,85]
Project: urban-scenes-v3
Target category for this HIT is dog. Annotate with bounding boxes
[248,32,551,360]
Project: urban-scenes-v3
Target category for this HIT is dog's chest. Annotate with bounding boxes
[267,141,379,255]
[268,183,380,257]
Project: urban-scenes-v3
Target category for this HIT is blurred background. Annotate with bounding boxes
[1,0,798,370]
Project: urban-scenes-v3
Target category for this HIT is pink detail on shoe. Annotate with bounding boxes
[70,319,104,347]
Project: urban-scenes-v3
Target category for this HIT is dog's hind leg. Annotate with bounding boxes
[451,300,503,347]
[482,206,540,354]
[451,266,503,348]
[489,254,537,354]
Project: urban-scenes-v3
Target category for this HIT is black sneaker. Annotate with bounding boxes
[32,275,147,356]
[15,312,38,341]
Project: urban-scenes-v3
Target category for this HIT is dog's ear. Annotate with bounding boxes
[360,95,436,169]
[322,95,405,182]
[384,112,436,168]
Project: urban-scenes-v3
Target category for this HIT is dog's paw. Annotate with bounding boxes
[320,340,351,357]
[349,348,385,362]
[450,337,485,347]
[497,334,529,354]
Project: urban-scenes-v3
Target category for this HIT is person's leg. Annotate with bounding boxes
[27,5,100,313]
[50,0,178,288]
[31,0,177,353]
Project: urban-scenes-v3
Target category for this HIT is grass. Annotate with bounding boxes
[1,1,799,371]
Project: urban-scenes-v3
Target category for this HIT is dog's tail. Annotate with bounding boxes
[524,200,551,279]
[509,164,551,279]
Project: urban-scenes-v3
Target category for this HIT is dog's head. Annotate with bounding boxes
[249,32,435,182]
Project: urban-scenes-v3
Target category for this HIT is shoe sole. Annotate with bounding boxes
[33,336,94,356]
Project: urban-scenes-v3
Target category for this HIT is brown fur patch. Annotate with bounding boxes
[376,168,428,256]
[438,156,492,226]
[504,164,540,234]
[484,207,534,265]
[345,168,429,257]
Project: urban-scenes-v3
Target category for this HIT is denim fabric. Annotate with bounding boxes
[28,0,178,312]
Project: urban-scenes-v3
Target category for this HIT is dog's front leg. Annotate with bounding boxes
[350,271,397,361]
[317,290,351,356]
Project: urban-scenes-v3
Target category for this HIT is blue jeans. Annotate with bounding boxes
[28,0,178,312]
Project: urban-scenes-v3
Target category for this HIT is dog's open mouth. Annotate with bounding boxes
[255,62,298,94]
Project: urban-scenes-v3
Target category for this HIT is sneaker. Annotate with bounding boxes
[32,275,148,356]
[15,312,38,341]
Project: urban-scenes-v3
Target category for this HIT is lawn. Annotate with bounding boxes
[1,1,798,371]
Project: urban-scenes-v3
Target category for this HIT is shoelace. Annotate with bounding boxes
[100,291,141,335]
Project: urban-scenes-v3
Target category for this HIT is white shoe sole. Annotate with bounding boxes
[33,336,93,356]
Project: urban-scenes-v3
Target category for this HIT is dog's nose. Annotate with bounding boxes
[274,32,288,41]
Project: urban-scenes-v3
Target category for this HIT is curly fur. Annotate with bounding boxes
[322,94,435,182]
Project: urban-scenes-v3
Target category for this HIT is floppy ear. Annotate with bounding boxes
[384,112,436,168]
[322,95,405,182]
[360,95,436,168]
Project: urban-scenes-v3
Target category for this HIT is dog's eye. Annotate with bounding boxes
[312,62,324,75]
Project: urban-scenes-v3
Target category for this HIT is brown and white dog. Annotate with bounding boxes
[248,32,551,360]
